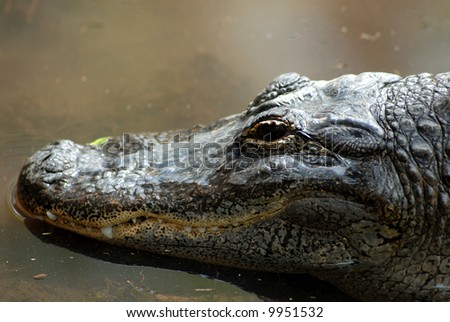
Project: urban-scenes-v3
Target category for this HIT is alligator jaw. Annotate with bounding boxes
[38,206,287,241]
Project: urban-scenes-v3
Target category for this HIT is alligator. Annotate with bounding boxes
[16,72,450,301]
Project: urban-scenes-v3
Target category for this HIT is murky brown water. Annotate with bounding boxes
[1,0,449,301]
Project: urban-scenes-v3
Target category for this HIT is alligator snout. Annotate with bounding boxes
[24,140,80,185]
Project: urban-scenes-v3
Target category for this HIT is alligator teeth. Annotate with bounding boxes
[131,218,137,224]
[157,219,163,224]
[197,227,206,233]
[86,226,93,232]
[46,211,58,221]
[210,226,219,232]
[100,226,113,239]
[184,226,192,233]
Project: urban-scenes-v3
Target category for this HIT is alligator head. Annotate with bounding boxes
[16,72,450,300]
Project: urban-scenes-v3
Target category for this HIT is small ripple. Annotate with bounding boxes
[6,181,27,221]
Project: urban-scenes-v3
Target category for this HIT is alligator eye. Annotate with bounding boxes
[245,120,289,142]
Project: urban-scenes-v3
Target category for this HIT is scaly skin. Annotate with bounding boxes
[17,72,450,300]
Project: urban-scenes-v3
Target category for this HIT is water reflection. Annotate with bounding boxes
[1,0,449,301]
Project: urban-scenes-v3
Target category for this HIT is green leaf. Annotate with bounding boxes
[88,136,109,147]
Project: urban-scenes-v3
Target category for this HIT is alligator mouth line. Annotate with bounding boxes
[41,208,285,240]
[44,210,224,239]
[11,185,286,240]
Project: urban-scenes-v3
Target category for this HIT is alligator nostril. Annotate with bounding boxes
[40,140,79,174]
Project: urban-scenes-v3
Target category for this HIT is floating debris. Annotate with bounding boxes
[33,273,48,280]
[360,31,382,42]
[335,62,348,70]
[155,294,192,301]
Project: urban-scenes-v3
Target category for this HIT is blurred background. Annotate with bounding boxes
[0,0,449,301]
